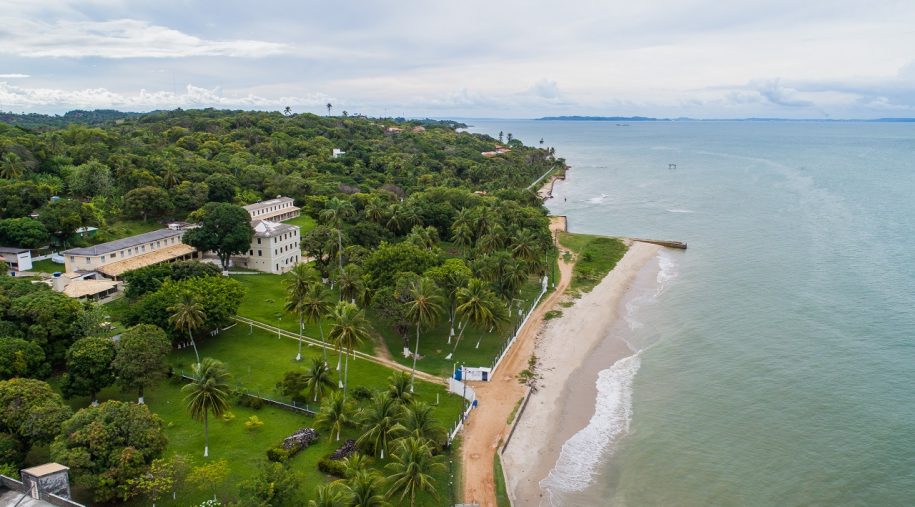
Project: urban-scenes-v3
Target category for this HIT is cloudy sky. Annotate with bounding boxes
[2,0,915,118]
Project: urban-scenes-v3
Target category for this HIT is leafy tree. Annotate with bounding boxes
[286,263,318,361]
[7,288,84,365]
[0,218,49,249]
[127,456,184,507]
[384,436,445,506]
[183,202,253,270]
[0,152,25,179]
[302,225,338,279]
[328,302,372,400]
[50,401,167,503]
[0,378,72,447]
[424,258,472,340]
[205,173,238,202]
[357,391,406,459]
[450,278,506,355]
[168,292,204,366]
[182,358,232,457]
[123,185,173,221]
[320,197,355,273]
[315,391,352,442]
[36,198,100,246]
[65,160,112,198]
[187,459,230,501]
[60,336,116,405]
[172,180,209,213]
[0,432,25,469]
[131,276,244,339]
[0,182,50,219]
[0,337,48,380]
[122,263,173,298]
[300,282,333,364]
[362,241,440,290]
[112,324,171,404]
[238,460,304,506]
[387,371,413,405]
[404,277,442,392]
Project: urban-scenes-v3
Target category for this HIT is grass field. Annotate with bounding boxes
[28,258,65,273]
[494,453,511,507]
[558,232,628,295]
[284,214,317,234]
[98,219,163,243]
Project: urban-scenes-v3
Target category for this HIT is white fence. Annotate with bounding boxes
[446,377,477,445]
[487,275,549,377]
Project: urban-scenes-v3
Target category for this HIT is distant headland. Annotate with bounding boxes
[537,115,915,122]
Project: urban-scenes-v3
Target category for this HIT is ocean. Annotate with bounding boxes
[468,120,915,506]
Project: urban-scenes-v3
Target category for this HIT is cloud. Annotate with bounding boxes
[0,74,30,79]
[0,82,331,111]
[751,79,813,107]
[0,18,288,58]
[528,79,561,100]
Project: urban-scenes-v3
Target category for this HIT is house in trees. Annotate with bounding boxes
[243,196,300,222]
[0,246,33,273]
[60,229,198,280]
[233,219,300,274]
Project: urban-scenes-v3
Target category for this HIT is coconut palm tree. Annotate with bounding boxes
[401,401,447,446]
[404,277,442,392]
[448,279,505,358]
[308,483,346,507]
[336,265,364,303]
[286,263,317,361]
[168,292,205,367]
[326,103,333,116]
[387,371,413,405]
[384,436,445,506]
[510,229,540,264]
[0,152,24,180]
[316,391,352,441]
[451,223,474,256]
[357,392,406,459]
[328,301,371,400]
[344,470,389,507]
[182,358,231,457]
[341,452,373,478]
[301,282,333,365]
[363,197,387,225]
[303,357,336,402]
[320,197,355,273]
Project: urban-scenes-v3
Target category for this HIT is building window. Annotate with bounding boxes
[85,257,90,263]
[101,255,105,261]
[70,256,74,261]
[257,238,261,245]
[258,250,262,256]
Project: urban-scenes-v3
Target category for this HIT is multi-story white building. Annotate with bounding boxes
[60,229,197,280]
[233,220,301,274]
[243,196,300,222]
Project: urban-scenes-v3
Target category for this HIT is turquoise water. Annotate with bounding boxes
[470,120,915,506]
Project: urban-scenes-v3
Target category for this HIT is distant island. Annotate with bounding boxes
[537,115,915,122]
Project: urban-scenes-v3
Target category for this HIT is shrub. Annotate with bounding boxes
[221,411,235,423]
[351,386,373,401]
[266,447,289,463]
[244,415,264,431]
[317,456,347,478]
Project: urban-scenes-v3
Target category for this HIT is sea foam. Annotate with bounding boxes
[540,353,642,501]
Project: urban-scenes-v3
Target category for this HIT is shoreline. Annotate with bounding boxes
[501,240,661,506]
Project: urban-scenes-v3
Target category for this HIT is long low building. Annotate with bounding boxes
[61,228,198,280]
[243,196,300,222]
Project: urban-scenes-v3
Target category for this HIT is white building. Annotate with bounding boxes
[60,229,197,280]
[243,196,300,222]
[233,220,301,274]
[0,246,32,273]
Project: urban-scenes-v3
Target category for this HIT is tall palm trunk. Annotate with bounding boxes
[446,317,470,360]
[343,353,350,401]
[296,319,303,361]
[319,322,327,365]
[410,323,420,393]
[204,412,209,457]
[188,329,200,366]
[138,385,144,404]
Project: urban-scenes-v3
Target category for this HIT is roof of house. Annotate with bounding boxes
[62,279,118,298]
[251,220,298,239]
[61,229,181,257]
[96,244,195,278]
[0,246,29,254]
[21,463,69,476]
[243,196,295,212]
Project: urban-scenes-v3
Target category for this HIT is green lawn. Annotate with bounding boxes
[494,453,511,507]
[29,258,65,273]
[97,219,163,243]
[558,232,628,295]
[284,214,317,234]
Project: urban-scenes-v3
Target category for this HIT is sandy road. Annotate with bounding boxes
[461,216,573,506]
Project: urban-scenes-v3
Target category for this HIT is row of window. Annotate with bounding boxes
[276,255,299,271]
[251,202,294,217]
[71,236,180,265]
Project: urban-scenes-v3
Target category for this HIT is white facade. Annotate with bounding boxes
[243,196,300,222]
[234,220,301,274]
[0,247,32,272]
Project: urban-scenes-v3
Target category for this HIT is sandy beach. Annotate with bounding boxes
[502,241,661,506]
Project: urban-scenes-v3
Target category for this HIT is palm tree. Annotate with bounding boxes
[363,197,387,224]
[401,402,446,446]
[451,223,474,255]
[326,103,333,116]
[0,152,24,180]
[182,358,231,457]
[336,265,364,303]
[500,257,529,301]
[316,391,352,441]
[303,358,336,402]
[286,263,317,361]
[511,229,539,264]
[320,197,355,272]
[344,470,389,507]
[448,279,504,359]
[301,282,332,365]
[387,371,413,405]
[328,301,371,400]
[168,292,205,367]
[404,278,442,393]
[384,436,445,506]
[309,483,346,507]
[357,392,406,459]
[341,452,372,478]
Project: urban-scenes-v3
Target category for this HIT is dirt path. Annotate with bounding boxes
[461,216,574,506]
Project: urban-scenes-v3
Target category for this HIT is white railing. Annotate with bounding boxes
[488,275,549,377]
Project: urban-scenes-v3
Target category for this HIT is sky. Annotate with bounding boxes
[2,0,915,119]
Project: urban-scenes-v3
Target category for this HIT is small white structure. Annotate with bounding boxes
[0,246,32,272]
[460,366,492,382]
[243,196,300,222]
[332,148,346,158]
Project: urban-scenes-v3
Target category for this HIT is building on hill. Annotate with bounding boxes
[0,246,33,273]
[232,220,301,274]
[60,228,197,280]
[243,196,300,222]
